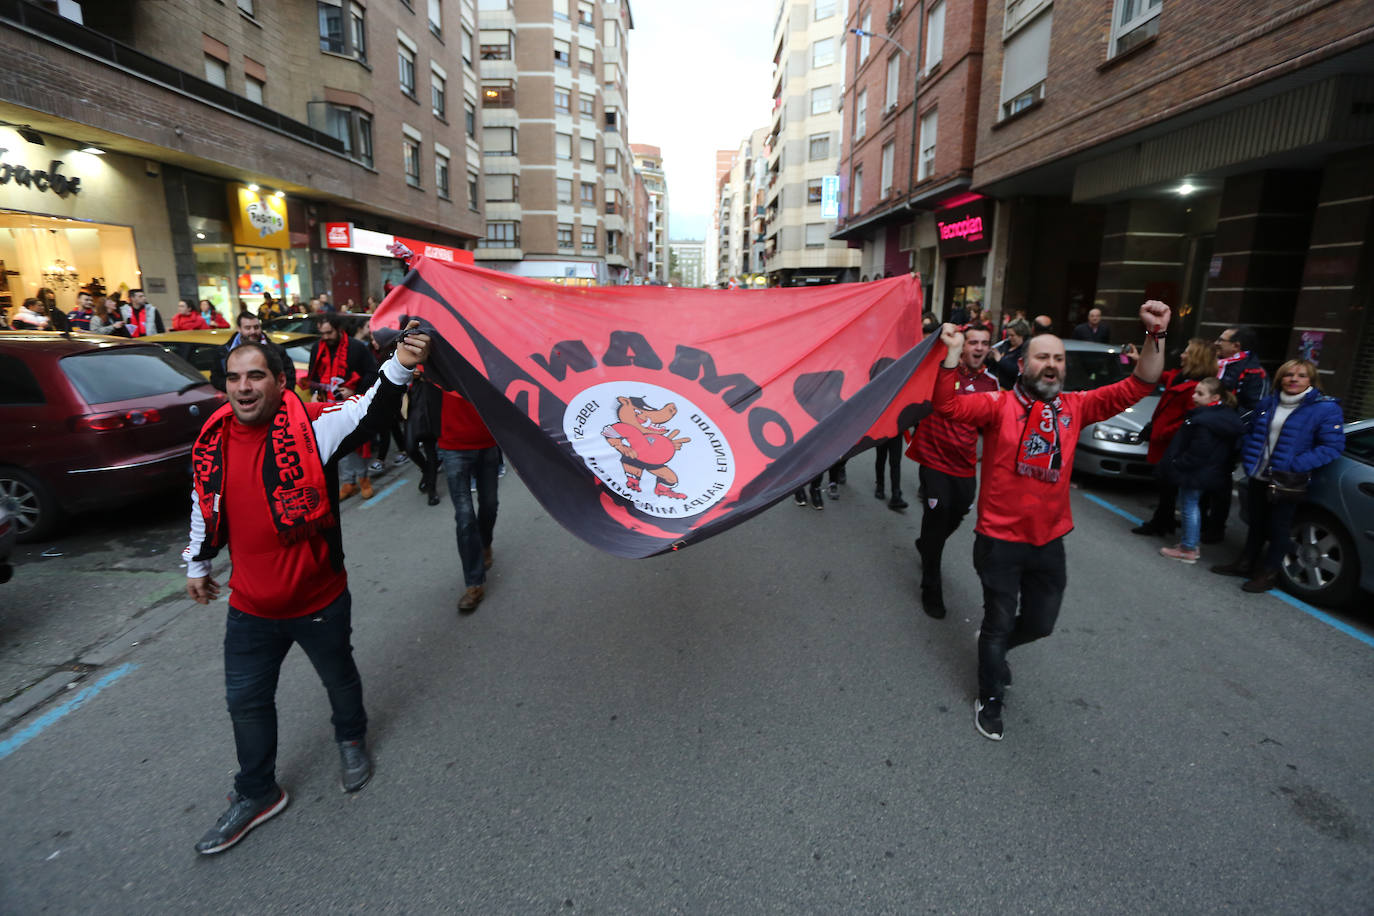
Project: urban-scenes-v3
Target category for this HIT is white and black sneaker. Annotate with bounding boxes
[975,697,1004,741]
[194,786,289,854]
[367,460,385,474]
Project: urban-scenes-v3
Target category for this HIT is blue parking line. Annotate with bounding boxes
[0,664,138,761]
[1081,491,1374,650]
[359,477,410,509]
[1081,492,1144,526]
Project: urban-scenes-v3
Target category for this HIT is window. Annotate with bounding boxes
[204,55,227,88]
[604,147,619,175]
[557,223,574,249]
[605,190,619,214]
[581,137,596,162]
[479,221,520,249]
[556,132,572,160]
[467,170,479,208]
[357,113,374,167]
[427,0,442,36]
[808,133,830,160]
[851,167,863,214]
[464,100,476,137]
[580,181,596,205]
[435,150,450,197]
[578,0,595,26]
[579,93,595,117]
[812,37,835,68]
[814,0,836,19]
[1000,7,1051,119]
[603,62,620,88]
[482,80,514,107]
[919,109,937,179]
[859,12,871,61]
[805,223,828,248]
[810,85,832,115]
[854,89,867,139]
[880,141,894,198]
[237,0,255,14]
[483,125,516,155]
[603,18,619,46]
[555,89,571,113]
[485,174,517,201]
[581,226,597,252]
[807,179,824,204]
[606,230,620,255]
[557,178,573,204]
[431,68,447,118]
[313,103,374,167]
[318,1,345,53]
[1111,0,1161,56]
[462,27,473,66]
[554,39,571,67]
[403,133,422,187]
[553,0,569,20]
[245,75,264,104]
[350,3,367,60]
[885,54,900,110]
[578,46,595,74]
[480,30,511,59]
[398,40,417,98]
[604,109,618,131]
[925,1,944,72]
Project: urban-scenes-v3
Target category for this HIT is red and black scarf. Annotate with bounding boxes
[1012,382,1069,482]
[191,391,333,555]
[312,337,359,401]
[130,305,148,337]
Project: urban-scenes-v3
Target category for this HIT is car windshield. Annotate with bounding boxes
[285,344,313,366]
[1344,426,1374,466]
[61,347,207,404]
[1066,350,1129,391]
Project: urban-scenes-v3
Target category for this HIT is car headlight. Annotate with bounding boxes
[1092,423,1141,444]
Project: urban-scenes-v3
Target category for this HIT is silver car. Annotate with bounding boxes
[1063,340,1160,481]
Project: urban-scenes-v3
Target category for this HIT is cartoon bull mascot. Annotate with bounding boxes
[602,396,692,499]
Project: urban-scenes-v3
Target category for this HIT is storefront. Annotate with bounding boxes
[935,195,992,319]
[187,178,310,317]
[323,222,474,302]
[0,126,174,317]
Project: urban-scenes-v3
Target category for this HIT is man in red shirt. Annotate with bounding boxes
[935,301,1171,741]
[183,322,430,854]
[437,389,501,613]
[908,323,998,619]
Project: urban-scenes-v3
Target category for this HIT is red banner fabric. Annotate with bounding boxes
[372,258,941,558]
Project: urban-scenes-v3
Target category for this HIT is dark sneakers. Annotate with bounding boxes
[920,584,946,619]
[338,739,373,793]
[794,491,808,507]
[195,786,289,855]
[809,487,824,510]
[827,481,839,499]
[887,492,908,511]
[975,698,1004,741]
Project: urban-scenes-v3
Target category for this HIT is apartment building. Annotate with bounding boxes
[970,0,1374,410]
[668,239,705,287]
[762,0,861,286]
[630,143,668,284]
[704,147,736,287]
[0,0,482,315]
[833,0,987,315]
[714,128,770,287]
[475,0,636,285]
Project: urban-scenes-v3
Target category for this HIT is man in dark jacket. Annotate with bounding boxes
[990,318,1030,389]
[1070,308,1110,343]
[211,310,296,393]
[309,313,379,499]
[1215,326,1267,415]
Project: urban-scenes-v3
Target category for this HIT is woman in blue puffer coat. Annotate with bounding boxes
[1211,358,1345,593]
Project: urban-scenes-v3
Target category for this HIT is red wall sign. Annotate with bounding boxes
[935,198,991,258]
[325,222,353,248]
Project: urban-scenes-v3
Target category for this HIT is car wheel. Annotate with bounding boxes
[1281,509,1360,606]
[0,467,62,543]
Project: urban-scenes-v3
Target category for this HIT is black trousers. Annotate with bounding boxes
[1241,477,1298,571]
[972,534,1067,700]
[915,465,977,586]
[873,438,902,493]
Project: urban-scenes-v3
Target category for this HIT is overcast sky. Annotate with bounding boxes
[626,1,778,241]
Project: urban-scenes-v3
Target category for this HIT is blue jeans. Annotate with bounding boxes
[223,588,366,799]
[439,446,501,588]
[1178,487,1202,550]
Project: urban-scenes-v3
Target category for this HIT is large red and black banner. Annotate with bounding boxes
[372,259,940,558]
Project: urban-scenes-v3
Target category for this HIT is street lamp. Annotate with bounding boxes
[848,28,912,56]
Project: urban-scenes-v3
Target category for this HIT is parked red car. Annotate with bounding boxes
[0,331,225,542]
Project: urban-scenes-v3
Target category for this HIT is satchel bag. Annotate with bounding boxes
[1268,468,1310,504]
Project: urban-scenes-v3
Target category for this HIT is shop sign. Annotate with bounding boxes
[935,197,991,258]
[820,176,839,219]
[395,236,475,265]
[228,184,290,249]
[326,222,353,248]
[0,150,81,197]
[324,222,474,264]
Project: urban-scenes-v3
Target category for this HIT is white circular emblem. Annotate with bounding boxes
[563,381,735,518]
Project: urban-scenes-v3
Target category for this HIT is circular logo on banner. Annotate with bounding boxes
[563,381,735,518]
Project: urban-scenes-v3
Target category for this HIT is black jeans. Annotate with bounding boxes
[1241,477,1298,571]
[972,534,1067,700]
[915,465,977,586]
[223,588,366,799]
[873,438,902,493]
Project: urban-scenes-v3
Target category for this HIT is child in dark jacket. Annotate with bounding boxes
[1158,377,1245,564]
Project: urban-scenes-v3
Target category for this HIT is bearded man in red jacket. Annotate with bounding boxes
[934,300,1171,741]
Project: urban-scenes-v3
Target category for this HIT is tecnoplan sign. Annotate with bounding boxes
[935,197,991,258]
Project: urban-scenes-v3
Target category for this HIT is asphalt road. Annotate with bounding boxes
[1,461,1371,913]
